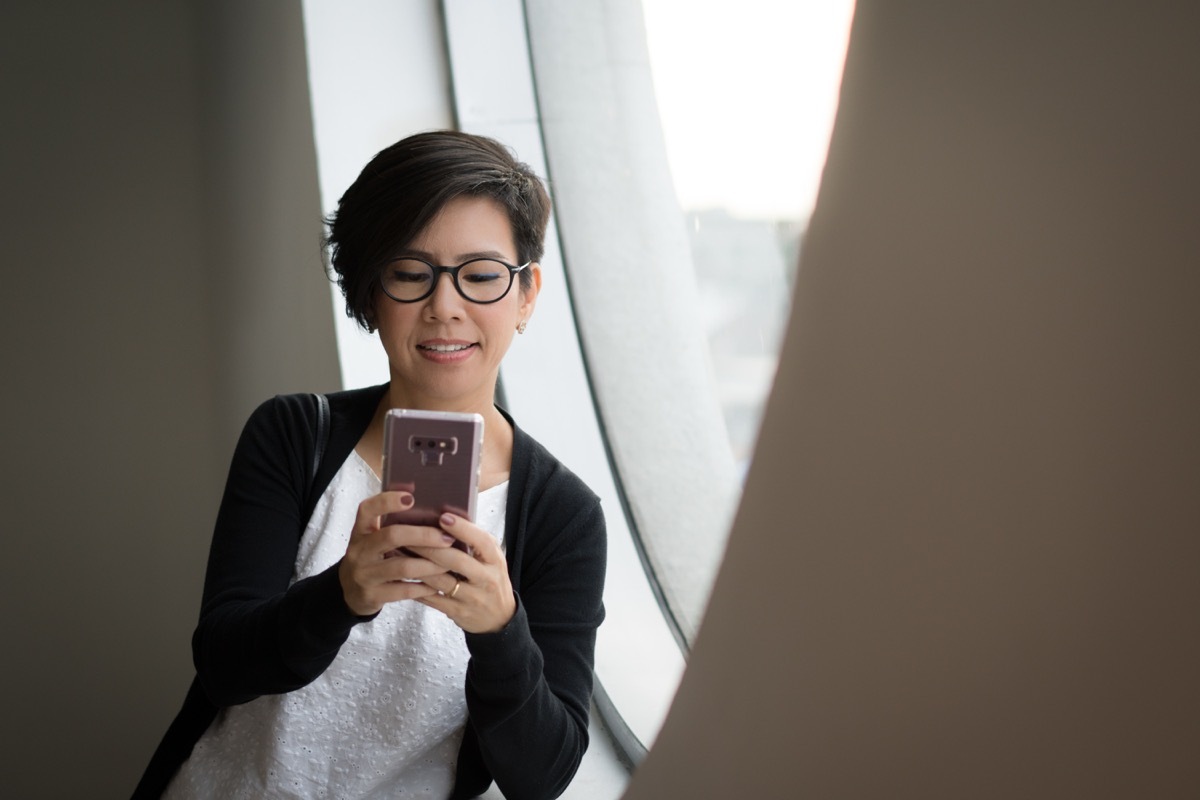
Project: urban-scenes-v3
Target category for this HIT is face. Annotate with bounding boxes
[372,194,541,412]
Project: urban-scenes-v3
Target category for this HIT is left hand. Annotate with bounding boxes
[407,512,516,634]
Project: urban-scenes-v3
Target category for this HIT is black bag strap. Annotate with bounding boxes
[311,392,330,489]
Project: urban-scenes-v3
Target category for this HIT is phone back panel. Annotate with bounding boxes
[381,409,484,527]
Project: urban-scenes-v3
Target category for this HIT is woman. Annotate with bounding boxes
[134,131,607,799]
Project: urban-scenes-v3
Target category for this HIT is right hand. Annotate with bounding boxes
[338,491,457,616]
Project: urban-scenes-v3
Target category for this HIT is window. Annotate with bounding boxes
[521,0,854,752]
[305,0,854,774]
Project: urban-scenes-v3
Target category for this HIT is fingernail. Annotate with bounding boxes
[440,513,456,527]
[441,533,455,544]
[400,494,414,508]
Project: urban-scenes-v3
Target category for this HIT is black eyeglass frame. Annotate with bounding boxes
[377,256,531,305]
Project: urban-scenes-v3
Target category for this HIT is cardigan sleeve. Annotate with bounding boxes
[191,396,367,707]
[459,476,607,800]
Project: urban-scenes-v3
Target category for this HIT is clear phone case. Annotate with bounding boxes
[380,409,484,533]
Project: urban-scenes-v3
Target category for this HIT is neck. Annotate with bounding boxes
[384,377,497,419]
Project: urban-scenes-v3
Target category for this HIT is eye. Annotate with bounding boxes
[386,261,432,283]
[460,260,505,284]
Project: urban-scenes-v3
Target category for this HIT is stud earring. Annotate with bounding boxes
[516,320,528,334]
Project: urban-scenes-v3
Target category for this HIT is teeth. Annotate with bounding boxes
[421,343,472,352]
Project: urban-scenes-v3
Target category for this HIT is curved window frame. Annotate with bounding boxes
[440,0,686,761]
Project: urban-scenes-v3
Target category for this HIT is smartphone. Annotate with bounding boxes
[380,409,484,553]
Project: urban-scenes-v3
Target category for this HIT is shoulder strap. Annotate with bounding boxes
[311,392,330,490]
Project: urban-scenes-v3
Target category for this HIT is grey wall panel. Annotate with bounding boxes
[625,2,1200,797]
[0,2,336,796]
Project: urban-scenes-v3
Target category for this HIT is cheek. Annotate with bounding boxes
[497,299,525,330]
[478,309,519,347]
[374,305,419,343]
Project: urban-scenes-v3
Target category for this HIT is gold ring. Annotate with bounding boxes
[448,579,461,599]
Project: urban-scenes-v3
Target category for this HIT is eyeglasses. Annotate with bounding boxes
[378,257,530,305]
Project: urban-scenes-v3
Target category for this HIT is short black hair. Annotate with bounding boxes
[325,130,552,330]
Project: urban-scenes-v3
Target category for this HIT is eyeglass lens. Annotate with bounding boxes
[381,258,514,303]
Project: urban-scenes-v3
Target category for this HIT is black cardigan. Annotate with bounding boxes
[133,384,607,799]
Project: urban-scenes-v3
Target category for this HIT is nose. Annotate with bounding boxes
[424,272,465,320]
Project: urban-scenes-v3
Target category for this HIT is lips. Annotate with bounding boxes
[416,339,478,362]
[418,342,474,353]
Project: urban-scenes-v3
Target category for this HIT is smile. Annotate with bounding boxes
[416,341,478,364]
[418,342,475,353]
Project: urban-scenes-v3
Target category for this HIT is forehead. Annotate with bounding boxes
[405,195,517,261]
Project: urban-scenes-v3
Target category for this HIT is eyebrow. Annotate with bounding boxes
[397,249,515,263]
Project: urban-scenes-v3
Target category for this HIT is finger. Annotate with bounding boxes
[344,525,454,584]
[425,572,464,598]
[353,491,416,533]
[373,554,452,584]
[371,580,443,604]
[405,544,478,579]
[376,525,458,553]
[409,575,463,606]
[437,513,500,562]
[339,551,444,615]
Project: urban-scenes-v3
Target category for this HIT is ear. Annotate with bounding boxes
[517,262,542,324]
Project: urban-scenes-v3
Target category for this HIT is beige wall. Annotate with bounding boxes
[1,2,337,796]
[624,1,1200,797]
[6,1,1199,797]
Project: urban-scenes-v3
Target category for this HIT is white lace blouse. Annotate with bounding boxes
[164,450,508,800]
